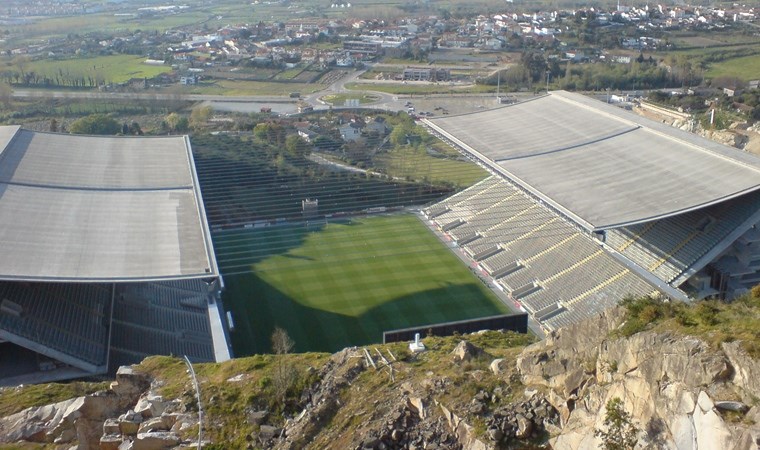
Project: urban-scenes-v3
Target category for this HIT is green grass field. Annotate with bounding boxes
[186,79,325,96]
[346,82,496,95]
[321,93,380,105]
[374,145,488,187]
[213,214,506,355]
[25,54,172,85]
[705,52,760,82]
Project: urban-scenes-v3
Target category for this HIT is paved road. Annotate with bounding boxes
[11,88,300,103]
[10,68,505,115]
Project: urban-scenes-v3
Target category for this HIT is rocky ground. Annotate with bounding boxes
[633,103,760,157]
[1,306,759,449]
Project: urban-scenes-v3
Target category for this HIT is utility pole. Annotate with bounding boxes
[546,70,550,93]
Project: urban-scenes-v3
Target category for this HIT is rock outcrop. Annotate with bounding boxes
[0,365,197,449]
[518,308,760,450]
[2,308,760,449]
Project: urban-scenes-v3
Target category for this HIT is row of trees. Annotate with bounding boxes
[67,113,144,135]
[483,52,695,92]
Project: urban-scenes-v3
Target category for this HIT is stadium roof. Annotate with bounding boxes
[0,126,218,281]
[424,91,760,230]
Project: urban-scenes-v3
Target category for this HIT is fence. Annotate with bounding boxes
[382,313,528,343]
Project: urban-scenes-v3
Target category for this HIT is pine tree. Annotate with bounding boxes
[595,397,639,450]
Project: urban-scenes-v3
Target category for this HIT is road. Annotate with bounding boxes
[10,67,506,115]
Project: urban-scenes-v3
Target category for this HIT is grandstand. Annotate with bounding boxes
[422,91,760,332]
[0,127,229,386]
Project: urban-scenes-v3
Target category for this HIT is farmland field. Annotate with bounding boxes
[213,214,506,355]
[186,79,326,96]
[705,52,760,82]
[24,54,172,86]
[345,82,496,95]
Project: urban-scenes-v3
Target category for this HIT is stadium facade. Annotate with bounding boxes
[0,127,230,386]
[421,91,760,332]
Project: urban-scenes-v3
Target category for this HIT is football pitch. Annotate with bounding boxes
[213,213,507,354]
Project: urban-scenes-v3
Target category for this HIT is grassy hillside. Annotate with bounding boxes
[618,289,760,357]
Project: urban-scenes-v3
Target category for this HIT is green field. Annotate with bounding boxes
[705,53,760,82]
[24,54,172,85]
[321,93,380,105]
[186,79,325,96]
[214,214,506,355]
[375,145,488,187]
[346,82,496,95]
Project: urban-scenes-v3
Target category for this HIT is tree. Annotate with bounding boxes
[389,124,410,147]
[271,327,297,405]
[253,122,286,145]
[0,82,12,108]
[285,134,310,159]
[165,112,189,133]
[190,105,213,130]
[49,118,58,133]
[130,121,143,135]
[69,114,120,135]
[595,397,639,450]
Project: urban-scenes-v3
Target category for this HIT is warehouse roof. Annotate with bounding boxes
[424,91,760,230]
[0,127,217,281]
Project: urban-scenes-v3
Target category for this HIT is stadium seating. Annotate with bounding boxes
[110,281,215,366]
[606,190,760,283]
[425,176,656,332]
[0,282,109,367]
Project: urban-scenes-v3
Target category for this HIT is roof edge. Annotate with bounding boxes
[595,185,760,231]
[425,93,760,232]
[0,273,220,283]
[422,118,595,231]
[0,125,22,165]
[552,91,760,174]
[185,135,220,277]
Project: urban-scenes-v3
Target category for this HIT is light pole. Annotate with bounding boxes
[546,70,550,93]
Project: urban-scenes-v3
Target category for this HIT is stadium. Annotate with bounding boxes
[2,89,760,382]
[0,127,230,386]
[421,90,760,332]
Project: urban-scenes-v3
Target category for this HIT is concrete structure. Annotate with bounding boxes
[402,67,451,82]
[0,127,230,385]
[422,91,760,331]
[424,92,760,231]
[343,41,382,57]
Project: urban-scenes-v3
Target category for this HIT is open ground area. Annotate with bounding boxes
[213,214,507,355]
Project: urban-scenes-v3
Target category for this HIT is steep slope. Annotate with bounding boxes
[1,296,760,449]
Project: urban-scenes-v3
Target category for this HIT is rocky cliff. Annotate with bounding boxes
[1,305,759,450]
[518,308,760,449]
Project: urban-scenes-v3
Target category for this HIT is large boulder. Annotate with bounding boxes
[111,366,151,400]
[721,341,760,398]
[0,397,81,443]
[451,341,484,362]
[600,332,730,386]
[489,359,507,375]
[132,431,180,450]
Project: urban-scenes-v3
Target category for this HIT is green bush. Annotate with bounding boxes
[69,113,120,135]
